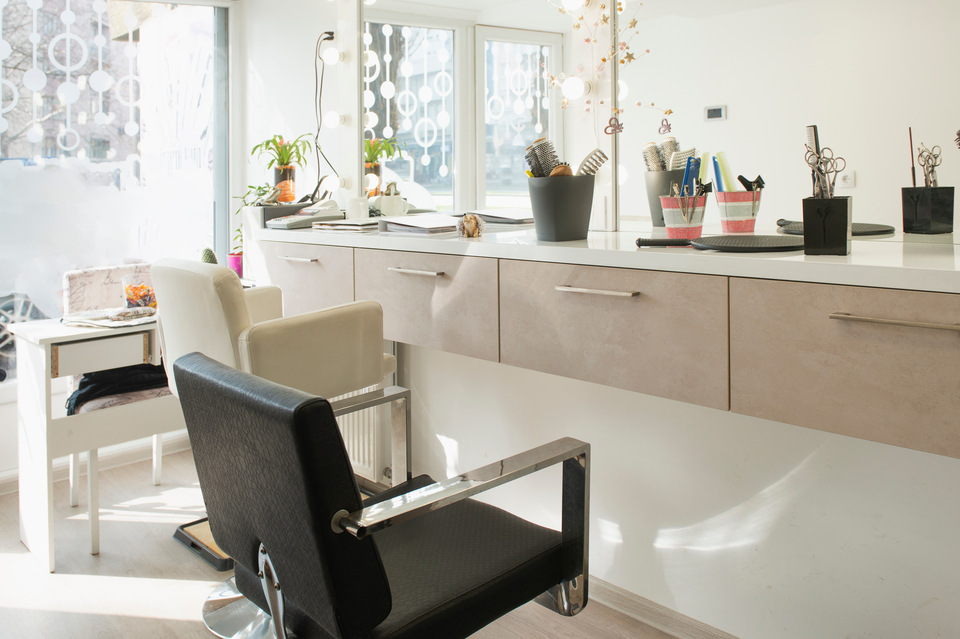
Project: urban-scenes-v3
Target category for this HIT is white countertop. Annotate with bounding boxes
[248,214,960,294]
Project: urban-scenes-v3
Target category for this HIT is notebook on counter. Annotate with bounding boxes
[312,218,379,232]
[460,208,534,224]
[378,213,458,234]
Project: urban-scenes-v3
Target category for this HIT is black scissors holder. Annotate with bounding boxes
[901,186,954,234]
[802,196,851,255]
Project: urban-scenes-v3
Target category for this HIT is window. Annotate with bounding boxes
[0,0,229,383]
[363,22,456,211]
[363,15,561,212]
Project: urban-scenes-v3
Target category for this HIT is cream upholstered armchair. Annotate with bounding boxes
[150,258,410,488]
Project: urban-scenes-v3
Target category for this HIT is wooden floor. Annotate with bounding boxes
[0,450,673,638]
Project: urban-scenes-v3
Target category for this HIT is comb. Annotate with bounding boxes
[576,148,609,176]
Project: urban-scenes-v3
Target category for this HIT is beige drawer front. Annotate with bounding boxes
[730,278,960,457]
[500,260,729,409]
[259,242,354,315]
[52,332,150,378]
[354,249,499,361]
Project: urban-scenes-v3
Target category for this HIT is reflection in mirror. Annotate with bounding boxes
[363,22,454,211]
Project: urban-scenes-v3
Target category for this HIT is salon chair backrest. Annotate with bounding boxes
[174,352,392,638]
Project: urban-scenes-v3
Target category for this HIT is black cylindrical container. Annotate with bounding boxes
[528,175,595,241]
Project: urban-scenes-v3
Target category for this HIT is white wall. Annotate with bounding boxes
[401,344,960,639]
[621,0,960,230]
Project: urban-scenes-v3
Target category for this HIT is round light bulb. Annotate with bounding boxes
[321,47,342,66]
[561,76,589,101]
[323,110,344,128]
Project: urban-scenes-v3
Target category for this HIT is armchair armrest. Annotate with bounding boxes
[333,436,591,616]
[238,300,387,399]
[333,437,589,539]
[242,285,282,324]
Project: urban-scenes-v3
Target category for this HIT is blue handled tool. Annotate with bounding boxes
[712,155,725,192]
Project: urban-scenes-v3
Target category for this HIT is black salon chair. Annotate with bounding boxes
[173,352,590,639]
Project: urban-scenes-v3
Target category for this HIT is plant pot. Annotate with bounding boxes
[365,162,382,197]
[227,253,243,278]
[274,166,296,203]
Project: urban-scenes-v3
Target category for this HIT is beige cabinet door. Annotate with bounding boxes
[500,260,729,409]
[257,242,355,316]
[730,278,960,458]
[354,249,499,361]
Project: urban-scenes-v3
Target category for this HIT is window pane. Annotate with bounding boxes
[363,22,454,212]
[483,40,553,210]
[0,1,223,382]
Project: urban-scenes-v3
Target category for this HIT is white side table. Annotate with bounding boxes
[11,318,184,572]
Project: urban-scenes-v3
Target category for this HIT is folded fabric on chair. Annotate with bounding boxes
[66,363,170,415]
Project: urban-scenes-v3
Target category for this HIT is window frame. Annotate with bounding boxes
[364,10,563,212]
[474,25,563,210]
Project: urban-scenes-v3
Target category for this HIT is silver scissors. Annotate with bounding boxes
[917,144,941,187]
[805,145,846,198]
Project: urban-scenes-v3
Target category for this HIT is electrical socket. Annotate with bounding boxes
[839,170,856,188]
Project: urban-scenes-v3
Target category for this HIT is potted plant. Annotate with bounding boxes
[228,227,243,278]
[363,136,403,196]
[251,134,312,203]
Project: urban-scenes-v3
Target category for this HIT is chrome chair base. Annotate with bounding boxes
[202,577,284,639]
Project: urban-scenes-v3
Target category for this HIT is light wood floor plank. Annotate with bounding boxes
[1,450,672,638]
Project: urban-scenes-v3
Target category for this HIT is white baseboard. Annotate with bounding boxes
[590,577,739,639]
[0,430,192,496]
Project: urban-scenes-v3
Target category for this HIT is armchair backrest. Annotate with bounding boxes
[173,352,392,637]
[151,258,252,395]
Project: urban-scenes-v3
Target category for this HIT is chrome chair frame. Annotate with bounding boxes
[203,437,589,639]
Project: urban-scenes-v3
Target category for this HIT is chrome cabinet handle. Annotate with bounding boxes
[388,267,444,277]
[830,312,960,333]
[279,256,319,264]
[555,285,639,298]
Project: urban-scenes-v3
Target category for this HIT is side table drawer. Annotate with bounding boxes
[500,260,729,409]
[258,242,354,315]
[354,249,499,361]
[52,332,150,378]
[730,278,960,457]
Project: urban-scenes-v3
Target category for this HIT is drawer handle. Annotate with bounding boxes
[829,312,960,333]
[555,285,639,298]
[388,267,444,277]
[280,256,319,264]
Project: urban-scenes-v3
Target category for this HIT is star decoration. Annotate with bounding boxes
[624,51,636,62]
[629,18,638,28]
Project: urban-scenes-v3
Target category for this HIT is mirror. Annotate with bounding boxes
[358,0,618,223]
[355,0,959,232]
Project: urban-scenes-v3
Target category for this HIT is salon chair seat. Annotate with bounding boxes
[174,352,590,639]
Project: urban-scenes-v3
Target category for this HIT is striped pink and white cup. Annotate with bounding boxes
[659,195,707,239]
[716,190,762,233]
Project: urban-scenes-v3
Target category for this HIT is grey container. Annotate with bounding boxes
[527,175,595,241]
[644,169,685,227]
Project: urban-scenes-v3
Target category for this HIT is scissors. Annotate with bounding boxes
[917,144,941,187]
[805,145,846,198]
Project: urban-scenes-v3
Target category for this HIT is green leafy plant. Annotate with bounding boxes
[250,134,312,169]
[231,227,243,255]
[364,136,404,164]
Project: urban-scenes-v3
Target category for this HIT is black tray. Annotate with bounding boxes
[776,219,894,236]
[174,517,233,571]
[636,234,804,252]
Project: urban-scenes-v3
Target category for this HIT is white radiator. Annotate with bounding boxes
[333,385,384,483]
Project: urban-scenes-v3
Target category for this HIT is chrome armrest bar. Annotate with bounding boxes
[334,435,591,617]
[330,386,412,488]
[333,436,589,540]
[329,385,409,416]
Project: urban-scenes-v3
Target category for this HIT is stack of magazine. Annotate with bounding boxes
[312,219,379,232]
[378,214,458,234]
